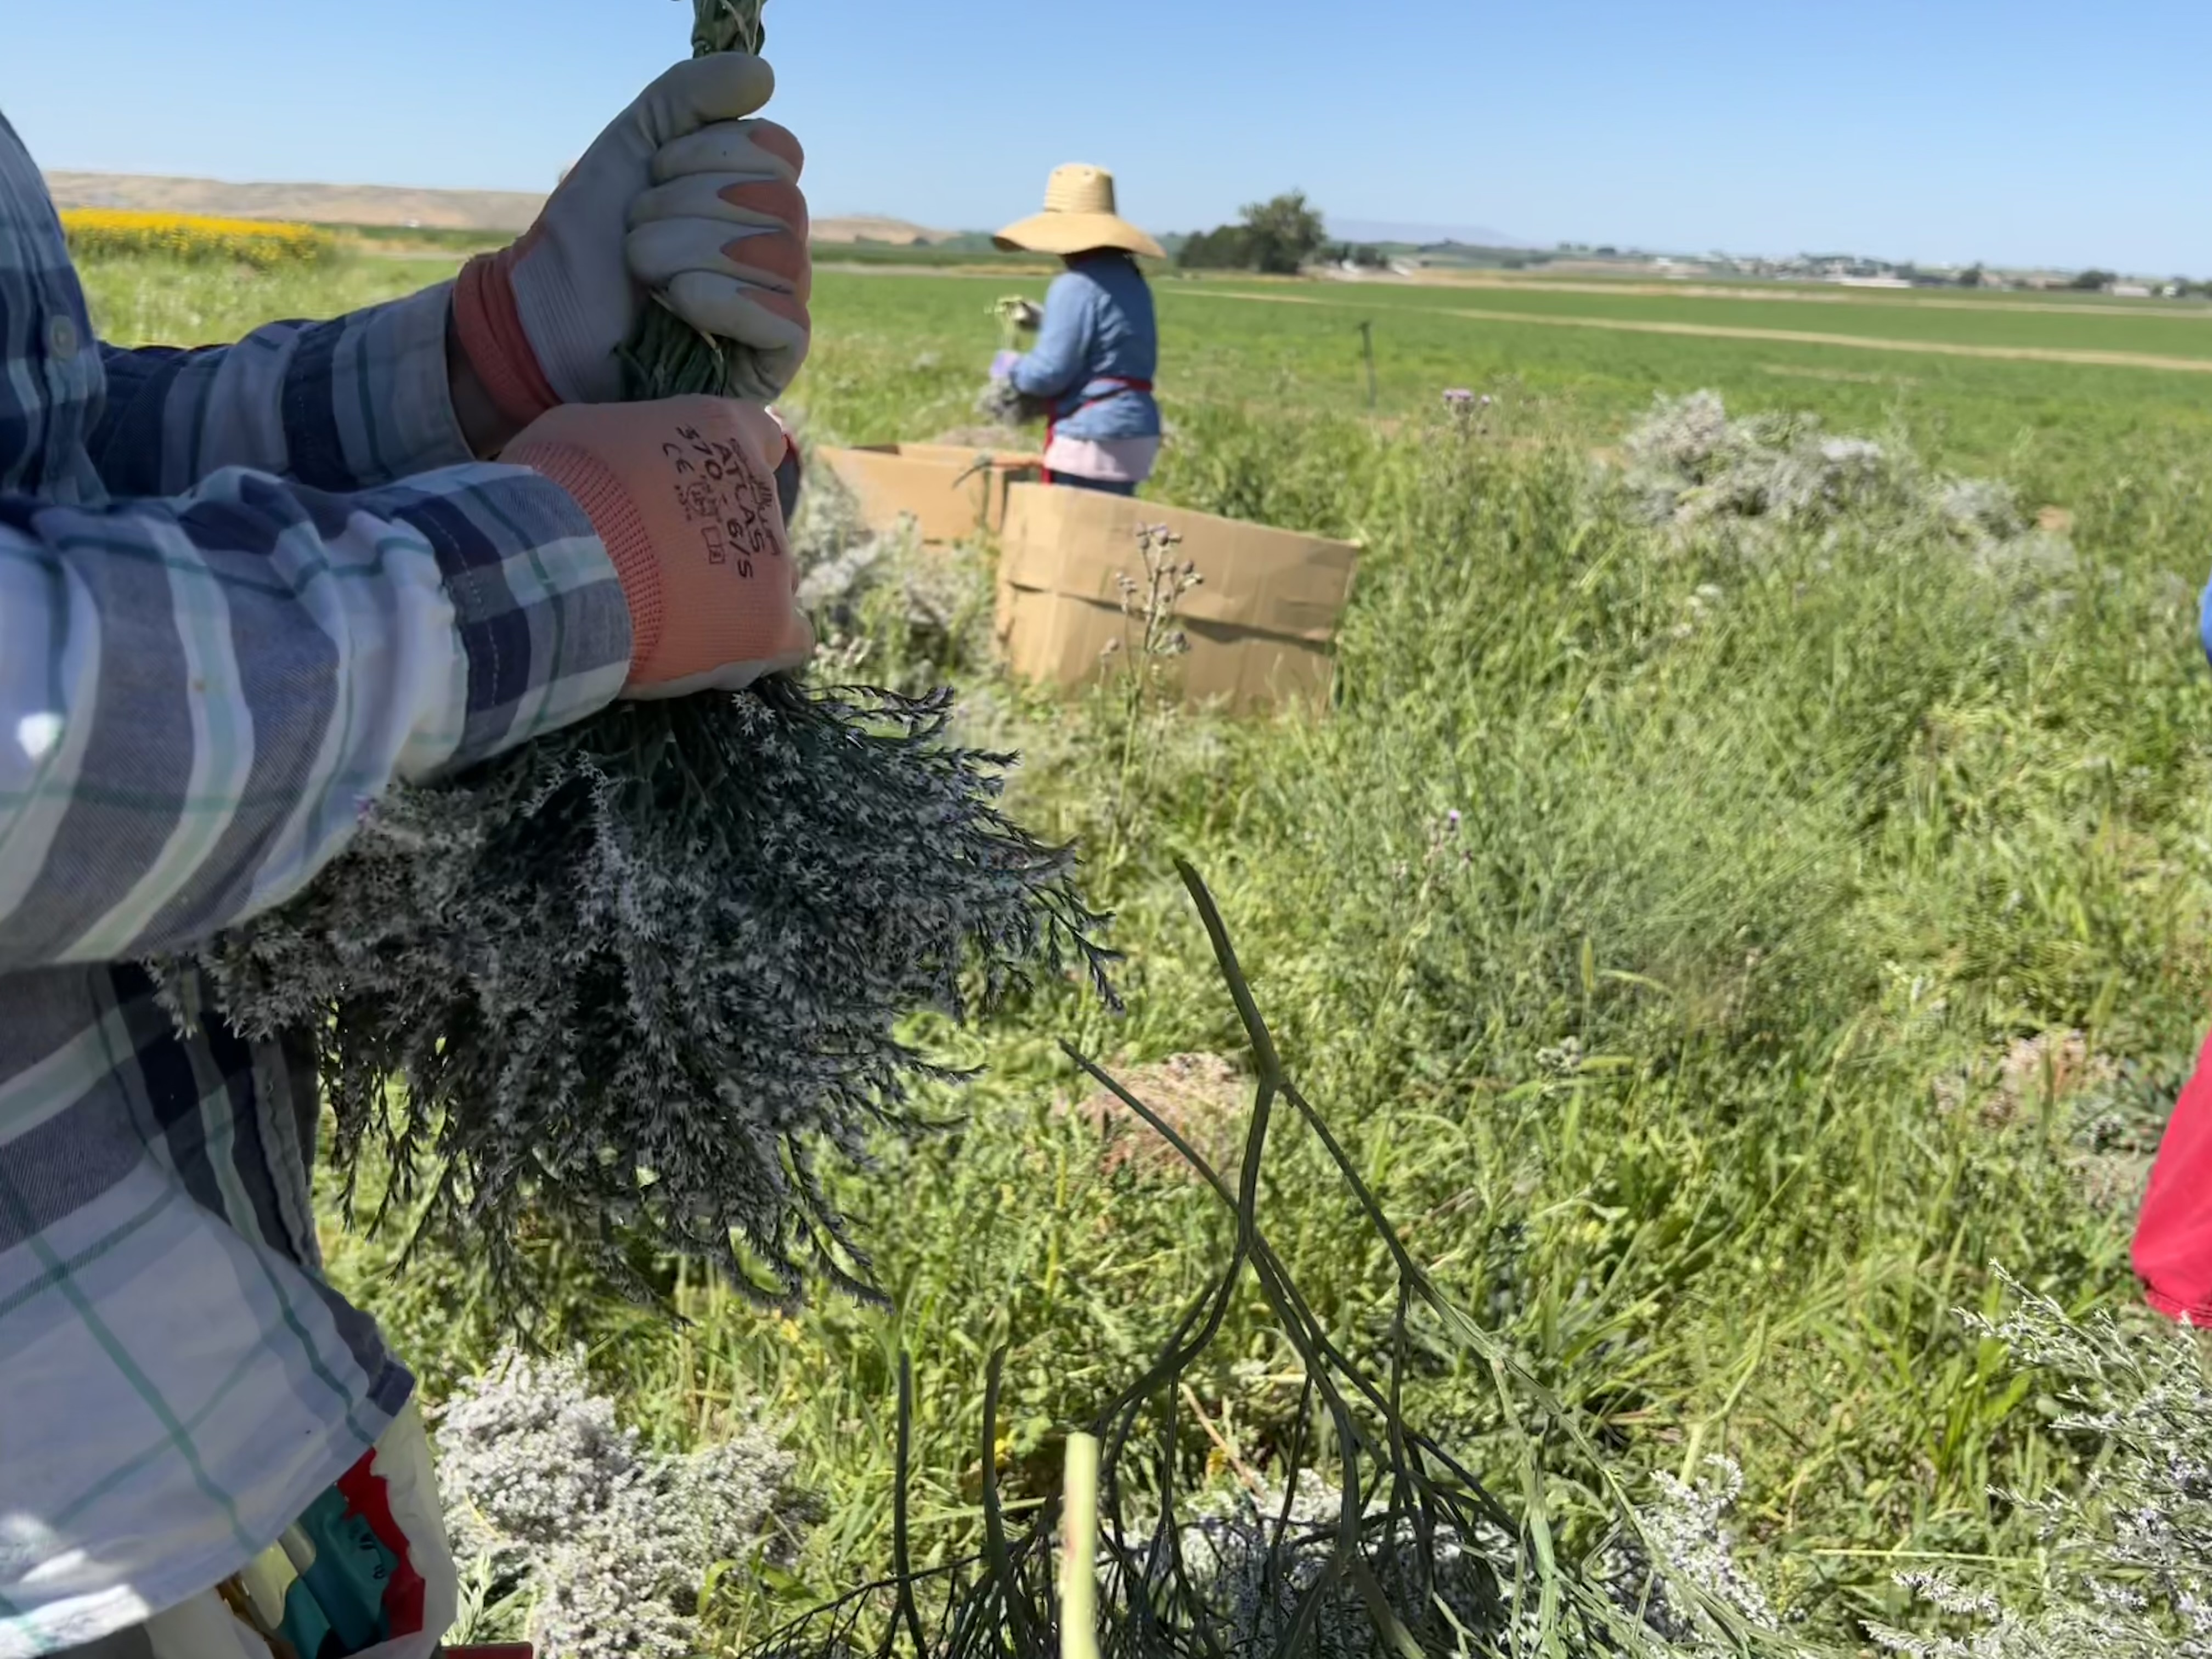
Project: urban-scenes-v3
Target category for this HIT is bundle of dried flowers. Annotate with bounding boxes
[158,0,1113,1313]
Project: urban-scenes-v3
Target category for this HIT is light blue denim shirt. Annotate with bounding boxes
[1008,253,1161,441]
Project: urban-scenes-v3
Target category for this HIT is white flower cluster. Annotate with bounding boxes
[1621,391,1905,528]
[797,518,992,691]
[1113,1470,1516,1657]
[1103,1459,1776,1657]
[1618,391,2075,589]
[434,1347,804,1659]
[1865,1272,2212,1659]
[785,434,873,577]
[1603,1458,1780,1652]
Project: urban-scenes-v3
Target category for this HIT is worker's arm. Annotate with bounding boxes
[91,284,489,490]
[92,281,559,483]
[1008,274,1097,401]
[0,460,630,967]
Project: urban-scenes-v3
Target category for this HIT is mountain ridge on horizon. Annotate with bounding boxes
[40,171,1537,255]
[1326,217,1528,249]
[40,170,968,245]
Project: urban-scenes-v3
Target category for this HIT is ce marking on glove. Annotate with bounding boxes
[698,520,741,571]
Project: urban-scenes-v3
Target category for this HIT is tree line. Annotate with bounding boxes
[1169,197,2209,296]
[1176,191,1336,274]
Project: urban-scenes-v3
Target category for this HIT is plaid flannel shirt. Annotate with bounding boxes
[0,115,632,1655]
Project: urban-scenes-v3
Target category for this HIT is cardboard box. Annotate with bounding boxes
[995,483,1359,713]
[815,443,1042,545]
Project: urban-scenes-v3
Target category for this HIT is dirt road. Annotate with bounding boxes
[1408,272,2212,324]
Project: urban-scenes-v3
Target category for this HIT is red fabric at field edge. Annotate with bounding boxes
[2134,1023,2212,1322]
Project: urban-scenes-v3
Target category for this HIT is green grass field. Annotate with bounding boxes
[77,250,2212,1650]
[796,268,2212,511]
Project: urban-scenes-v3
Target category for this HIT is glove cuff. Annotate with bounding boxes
[454,242,563,428]
[504,437,663,678]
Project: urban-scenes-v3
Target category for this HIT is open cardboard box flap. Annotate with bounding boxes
[998,484,1358,645]
[816,443,1043,544]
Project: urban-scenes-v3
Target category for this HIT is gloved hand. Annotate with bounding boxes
[503,396,815,699]
[989,349,1023,382]
[453,56,811,425]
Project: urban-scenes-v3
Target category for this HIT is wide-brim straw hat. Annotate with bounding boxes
[994,163,1164,259]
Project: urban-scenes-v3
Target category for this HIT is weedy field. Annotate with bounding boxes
[803,268,2212,498]
[79,249,2212,1654]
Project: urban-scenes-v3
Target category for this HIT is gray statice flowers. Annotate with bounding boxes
[797,521,994,692]
[435,1347,804,1659]
[1104,1460,1778,1658]
[160,678,1115,1314]
[974,375,1053,430]
[1138,1470,1518,1658]
[1865,1271,2212,1659]
[1602,1459,1780,1652]
[1619,391,2075,592]
[784,439,994,690]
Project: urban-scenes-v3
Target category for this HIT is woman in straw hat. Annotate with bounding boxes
[988,163,1163,495]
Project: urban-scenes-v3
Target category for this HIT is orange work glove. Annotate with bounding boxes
[502,396,814,698]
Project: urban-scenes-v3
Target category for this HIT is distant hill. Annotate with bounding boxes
[42,173,980,249]
[37,174,1530,265]
[43,171,548,232]
[1328,218,1528,250]
[812,214,959,245]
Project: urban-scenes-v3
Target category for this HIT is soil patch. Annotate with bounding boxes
[1064,1053,1250,1182]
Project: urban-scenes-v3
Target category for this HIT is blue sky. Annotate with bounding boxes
[5,0,2206,275]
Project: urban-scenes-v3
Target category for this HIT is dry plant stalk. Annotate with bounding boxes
[1059,1434,1101,1659]
[744,865,1790,1659]
[620,0,775,402]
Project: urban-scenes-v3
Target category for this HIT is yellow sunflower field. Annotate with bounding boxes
[59,208,334,269]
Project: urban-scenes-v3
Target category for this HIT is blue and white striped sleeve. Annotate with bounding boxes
[89,281,476,493]
[1008,272,1095,401]
[0,459,630,967]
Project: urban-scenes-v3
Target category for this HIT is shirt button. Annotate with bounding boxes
[47,314,78,360]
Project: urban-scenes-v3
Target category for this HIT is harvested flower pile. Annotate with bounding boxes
[156,0,1113,1312]
[1618,390,2078,586]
